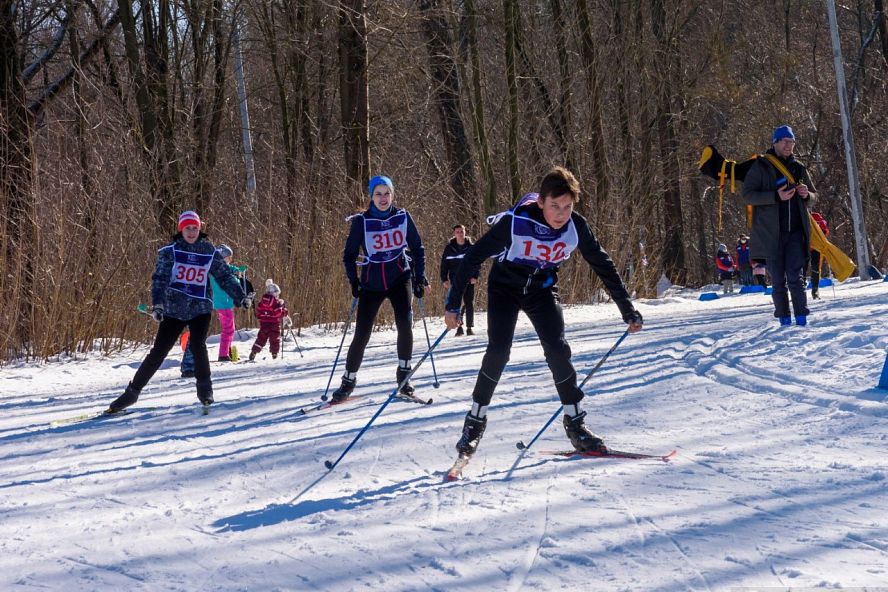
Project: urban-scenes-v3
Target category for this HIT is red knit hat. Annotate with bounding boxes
[178,210,201,231]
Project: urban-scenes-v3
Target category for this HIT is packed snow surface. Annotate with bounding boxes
[2,279,886,591]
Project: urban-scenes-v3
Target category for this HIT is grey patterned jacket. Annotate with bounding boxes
[151,236,246,321]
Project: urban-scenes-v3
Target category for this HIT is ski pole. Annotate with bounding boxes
[321,298,359,401]
[417,298,440,388]
[324,327,450,471]
[516,329,630,451]
[290,328,304,357]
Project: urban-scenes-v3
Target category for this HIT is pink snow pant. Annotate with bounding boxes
[217,308,235,358]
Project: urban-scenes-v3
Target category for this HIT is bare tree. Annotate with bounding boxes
[339,0,369,205]
[418,0,476,219]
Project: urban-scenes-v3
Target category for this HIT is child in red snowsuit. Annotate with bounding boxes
[249,279,289,361]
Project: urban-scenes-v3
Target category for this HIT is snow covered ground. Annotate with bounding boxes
[1,278,887,591]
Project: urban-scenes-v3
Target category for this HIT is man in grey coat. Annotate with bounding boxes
[742,125,816,326]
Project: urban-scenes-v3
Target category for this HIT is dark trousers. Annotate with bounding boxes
[810,250,822,295]
[345,280,413,372]
[459,283,476,328]
[132,313,212,390]
[471,282,582,407]
[769,230,809,318]
[252,322,282,355]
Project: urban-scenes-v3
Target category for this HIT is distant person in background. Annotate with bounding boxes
[752,260,769,288]
[809,212,829,299]
[742,124,816,326]
[736,235,752,285]
[440,224,479,336]
[715,244,736,294]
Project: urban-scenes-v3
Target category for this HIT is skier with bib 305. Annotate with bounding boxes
[330,175,428,403]
[443,166,643,459]
[107,211,251,413]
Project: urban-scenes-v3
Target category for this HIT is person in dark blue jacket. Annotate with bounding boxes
[107,211,251,413]
[440,224,479,336]
[331,175,428,402]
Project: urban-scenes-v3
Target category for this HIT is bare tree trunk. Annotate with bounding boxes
[650,0,687,283]
[503,0,520,198]
[233,24,256,197]
[875,0,888,68]
[119,0,181,229]
[339,0,369,206]
[0,4,36,353]
[462,0,496,215]
[550,0,575,172]
[419,0,476,219]
[576,0,609,219]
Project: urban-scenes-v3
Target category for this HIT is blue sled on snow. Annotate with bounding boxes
[699,292,719,301]
[807,278,833,289]
[879,352,888,390]
[739,285,765,294]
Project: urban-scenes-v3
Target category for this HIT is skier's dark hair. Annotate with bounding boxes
[452,224,465,231]
[539,166,581,202]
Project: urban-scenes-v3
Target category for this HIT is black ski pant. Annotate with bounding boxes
[459,283,475,328]
[769,229,809,318]
[131,313,212,391]
[345,280,413,373]
[471,282,583,407]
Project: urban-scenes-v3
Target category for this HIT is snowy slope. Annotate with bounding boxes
[1,279,886,591]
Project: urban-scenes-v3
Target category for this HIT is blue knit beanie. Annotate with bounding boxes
[772,125,795,144]
[368,175,394,197]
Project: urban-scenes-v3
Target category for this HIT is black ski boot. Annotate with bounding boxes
[456,412,487,456]
[196,378,214,406]
[563,411,607,453]
[331,375,357,403]
[396,366,414,397]
[108,383,141,413]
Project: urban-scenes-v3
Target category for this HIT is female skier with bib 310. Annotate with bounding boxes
[330,175,428,402]
[443,167,643,458]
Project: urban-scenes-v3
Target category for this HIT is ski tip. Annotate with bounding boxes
[425,398,433,405]
[445,472,461,482]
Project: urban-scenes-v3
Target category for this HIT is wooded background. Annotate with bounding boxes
[2,0,887,361]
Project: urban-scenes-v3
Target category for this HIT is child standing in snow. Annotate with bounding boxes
[715,244,736,294]
[249,280,289,361]
[443,166,643,458]
[752,260,769,288]
[107,211,250,413]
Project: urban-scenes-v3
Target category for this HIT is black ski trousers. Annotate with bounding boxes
[132,313,212,390]
[470,282,583,407]
[345,280,413,373]
[769,229,809,318]
[459,283,475,328]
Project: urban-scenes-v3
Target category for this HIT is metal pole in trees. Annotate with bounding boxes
[233,24,257,199]
[824,0,872,279]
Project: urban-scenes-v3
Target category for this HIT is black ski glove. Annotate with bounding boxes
[350,280,362,299]
[623,309,643,326]
[151,305,164,323]
[413,276,428,299]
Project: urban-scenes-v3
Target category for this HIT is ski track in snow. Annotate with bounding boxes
[1,279,886,590]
